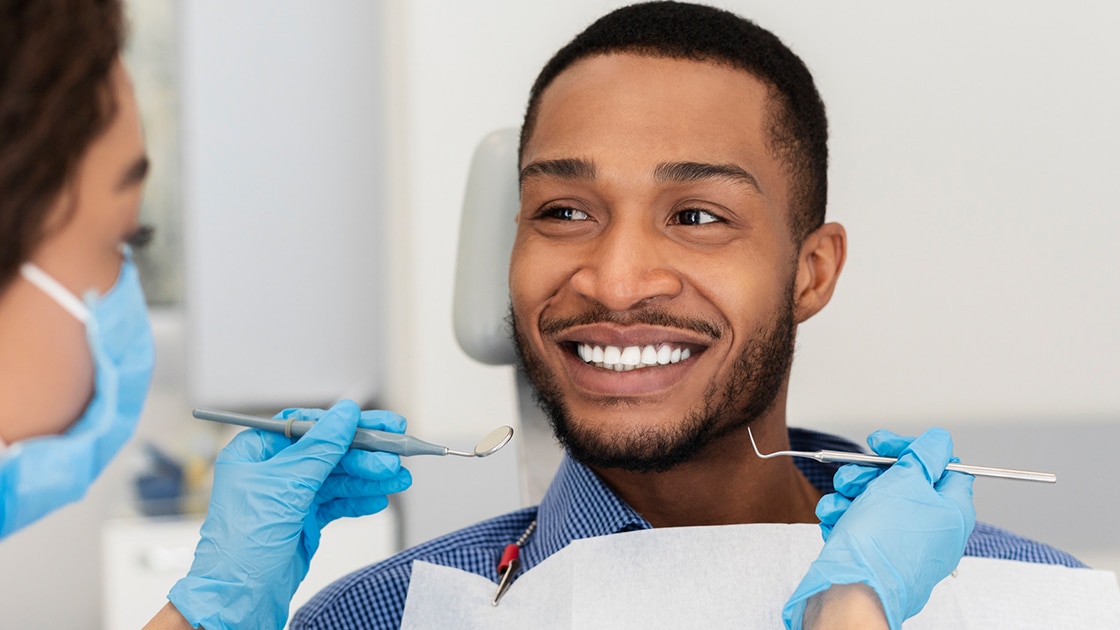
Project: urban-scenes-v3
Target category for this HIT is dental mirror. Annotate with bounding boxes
[446,425,515,458]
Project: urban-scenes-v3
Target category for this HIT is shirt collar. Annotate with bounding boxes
[524,427,863,568]
[529,454,651,565]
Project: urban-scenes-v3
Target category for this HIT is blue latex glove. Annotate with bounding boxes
[783,428,976,630]
[167,400,412,629]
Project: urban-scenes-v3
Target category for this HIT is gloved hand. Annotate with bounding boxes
[167,399,412,629]
[783,428,976,630]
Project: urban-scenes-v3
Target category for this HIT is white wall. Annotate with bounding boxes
[767,3,1120,424]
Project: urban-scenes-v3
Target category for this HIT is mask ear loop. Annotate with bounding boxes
[19,263,93,324]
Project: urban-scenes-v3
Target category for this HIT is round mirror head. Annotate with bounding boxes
[474,425,514,457]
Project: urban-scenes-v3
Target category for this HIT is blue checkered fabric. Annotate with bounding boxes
[289,427,1084,629]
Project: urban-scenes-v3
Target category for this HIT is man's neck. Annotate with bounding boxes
[588,419,822,528]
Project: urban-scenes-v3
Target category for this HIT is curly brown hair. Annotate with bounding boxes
[0,0,125,290]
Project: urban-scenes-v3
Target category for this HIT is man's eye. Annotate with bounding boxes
[543,206,590,221]
[676,209,721,225]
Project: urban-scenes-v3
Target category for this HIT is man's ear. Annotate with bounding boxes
[792,222,846,324]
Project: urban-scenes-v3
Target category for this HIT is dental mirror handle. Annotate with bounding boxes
[192,409,449,457]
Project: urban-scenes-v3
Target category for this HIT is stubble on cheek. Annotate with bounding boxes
[510,306,716,472]
[507,282,797,474]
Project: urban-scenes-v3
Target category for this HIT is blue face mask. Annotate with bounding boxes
[0,253,154,538]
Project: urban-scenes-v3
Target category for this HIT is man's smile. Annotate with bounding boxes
[548,322,715,397]
[574,341,693,371]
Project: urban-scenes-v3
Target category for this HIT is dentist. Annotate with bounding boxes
[0,1,411,628]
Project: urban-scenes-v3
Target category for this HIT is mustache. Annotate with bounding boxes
[538,303,723,340]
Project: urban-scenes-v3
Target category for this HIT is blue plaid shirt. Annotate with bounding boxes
[290,427,1084,629]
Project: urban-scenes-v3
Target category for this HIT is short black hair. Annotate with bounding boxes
[520,1,828,242]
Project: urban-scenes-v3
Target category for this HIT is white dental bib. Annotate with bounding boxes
[401,523,1120,629]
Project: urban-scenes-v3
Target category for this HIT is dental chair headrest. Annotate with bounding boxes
[453,128,521,366]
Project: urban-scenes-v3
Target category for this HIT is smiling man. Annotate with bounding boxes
[291,4,1083,629]
[510,50,839,528]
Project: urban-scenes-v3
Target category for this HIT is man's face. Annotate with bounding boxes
[511,54,803,472]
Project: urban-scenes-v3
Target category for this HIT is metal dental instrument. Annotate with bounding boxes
[193,408,514,458]
[747,427,1056,483]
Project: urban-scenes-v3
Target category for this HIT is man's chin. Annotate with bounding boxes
[550,410,718,474]
[510,300,799,474]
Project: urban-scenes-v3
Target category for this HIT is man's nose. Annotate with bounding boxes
[568,219,683,312]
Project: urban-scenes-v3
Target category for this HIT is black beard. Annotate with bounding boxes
[510,290,796,474]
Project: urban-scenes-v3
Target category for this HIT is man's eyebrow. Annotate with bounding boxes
[117,155,150,191]
[653,161,761,192]
[519,158,597,186]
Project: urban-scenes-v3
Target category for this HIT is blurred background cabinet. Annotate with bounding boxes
[101,509,398,629]
[181,0,390,409]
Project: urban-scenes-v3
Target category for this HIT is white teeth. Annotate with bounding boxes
[575,342,696,371]
[620,346,641,365]
[603,346,621,365]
